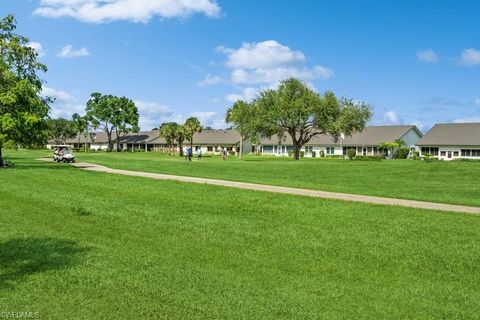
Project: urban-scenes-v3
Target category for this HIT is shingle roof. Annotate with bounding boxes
[67,129,241,145]
[416,123,480,146]
[260,125,421,146]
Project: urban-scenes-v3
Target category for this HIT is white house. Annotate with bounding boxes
[258,125,423,157]
[416,123,480,160]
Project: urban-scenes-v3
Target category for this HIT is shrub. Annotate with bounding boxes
[229,150,236,156]
[288,151,293,157]
[412,151,420,160]
[319,150,325,158]
[354,155,383,161]
[326,155,344,159]
[311,151,316,158]
[347,148,356,159]
[300,151,305,158]
[397,147,410,159]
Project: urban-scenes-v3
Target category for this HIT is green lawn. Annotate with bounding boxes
[15,149,480,207]
[1,153,480,319]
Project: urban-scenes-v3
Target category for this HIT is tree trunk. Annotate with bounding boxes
[107,129,113,151]
[0,145,3,167]
[115,128,121,152]
[292,139,301,160]
[179,142,184,156]
[190,138,193,151]
[239,136,243,160]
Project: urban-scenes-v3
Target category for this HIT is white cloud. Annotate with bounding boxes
[453,117,480,123]
[214,40,333,86]
[217,40,305,69]
[135,101,184,130]
[384,110,401,124]
[34,0,221,24]
[475,98,480,107]
[26,42,46,57]
[49,103,85,119]
[225,87,259,103]
[459,48,480,66]
[231,65,333,85]
[42,86,75,102]
[57,45,90,58]
[197,74,222,87]
[190,111,225,128]
[417,49,438,63]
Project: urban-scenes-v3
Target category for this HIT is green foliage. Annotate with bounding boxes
[253,78,372,160]
[184,117,202,149]
[397,147,410,159]
[47,118,77,144]
[319,150,325,158]
[311,151,316,158]
[159,122,179,156]
[347,148,356,159]
[412,151,420,160]
[85,93,139,151]
[353,155,383,161]
[300,151,305,158]
[0,14,49,165]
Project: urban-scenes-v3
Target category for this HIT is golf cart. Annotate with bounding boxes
[52,145,76,163]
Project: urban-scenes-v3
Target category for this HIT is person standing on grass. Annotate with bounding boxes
[187,146,193,161]
[197,147,202,160]
[222,147,228,160]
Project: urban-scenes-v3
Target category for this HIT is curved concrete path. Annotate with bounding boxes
[38,158,480,215]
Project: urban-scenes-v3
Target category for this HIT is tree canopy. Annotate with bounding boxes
[184,117,202,150]
[85,93,139,151]
[252,78,372,160]
[159,122,179,156]
[225,100,258,159]
[0,14,49,166]
[48,118,77,145]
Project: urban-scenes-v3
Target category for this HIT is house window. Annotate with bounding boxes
[440,151,446,156]
[422,147,439,156]
[373,147,378,155]
[305,146,313,154]
[326,147,334,155]
[207,146,213,152]
[263,145,273,153]
[454,151,459,157]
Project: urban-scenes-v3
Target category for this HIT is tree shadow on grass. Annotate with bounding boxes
[0,237,88,289]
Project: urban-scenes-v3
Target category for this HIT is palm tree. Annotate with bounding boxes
[175,125,187,157]
[184,117,203,150]
[225,100,255,160]
[159,122,179,156]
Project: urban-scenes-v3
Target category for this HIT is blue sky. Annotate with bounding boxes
[2,0,480,131]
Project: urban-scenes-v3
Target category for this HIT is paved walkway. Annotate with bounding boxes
[38,158,480,215]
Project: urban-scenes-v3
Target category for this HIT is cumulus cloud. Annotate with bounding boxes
[42,86,75,102]
[416,49,438,63]
[476,98,480,107]
[225,87,259,103]
[135,101,184,130]
[26,42,46,57]
[34,0,221,23]
[57,45,90,58]
[217,40,305,69]
[190,111,226,128]
[216,40,333,85]
[459,48,480,66]
[49,103,85,119]
[383,110,401,124]
[197,74,222,87]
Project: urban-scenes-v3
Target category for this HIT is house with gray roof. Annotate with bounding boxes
[416,123,480,160]
[259,125,423,157]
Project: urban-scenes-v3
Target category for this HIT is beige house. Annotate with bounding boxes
[416,123,480,160]
[258,125,423,157]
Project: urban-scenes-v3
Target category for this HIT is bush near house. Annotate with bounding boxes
[311,151,316,158]
[300,151,305,158]
[319,150,325,158]
[412,151,420,160]
[347,149,357,159]
[397,147,410,159]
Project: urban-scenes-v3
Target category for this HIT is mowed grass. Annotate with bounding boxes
[20,149,480,207]
[1,154,480,318]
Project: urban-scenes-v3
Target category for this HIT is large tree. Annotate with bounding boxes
[225,100,258,159]
[254,78,372,160]
[48,118,77,145]
[184,117,202,150]
[159,122,179,156]
[0,15,49,167]
[72,113,90,152]
[85,93,139,151]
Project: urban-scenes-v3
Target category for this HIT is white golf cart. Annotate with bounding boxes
[52,145,76,163]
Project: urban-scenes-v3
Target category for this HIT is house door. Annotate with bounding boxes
[448,151,452,159]
[363,148,367,156]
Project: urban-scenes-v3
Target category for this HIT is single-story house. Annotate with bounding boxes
[258,125,423,157]
[416,122,480,160]
[63,129,251,155]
